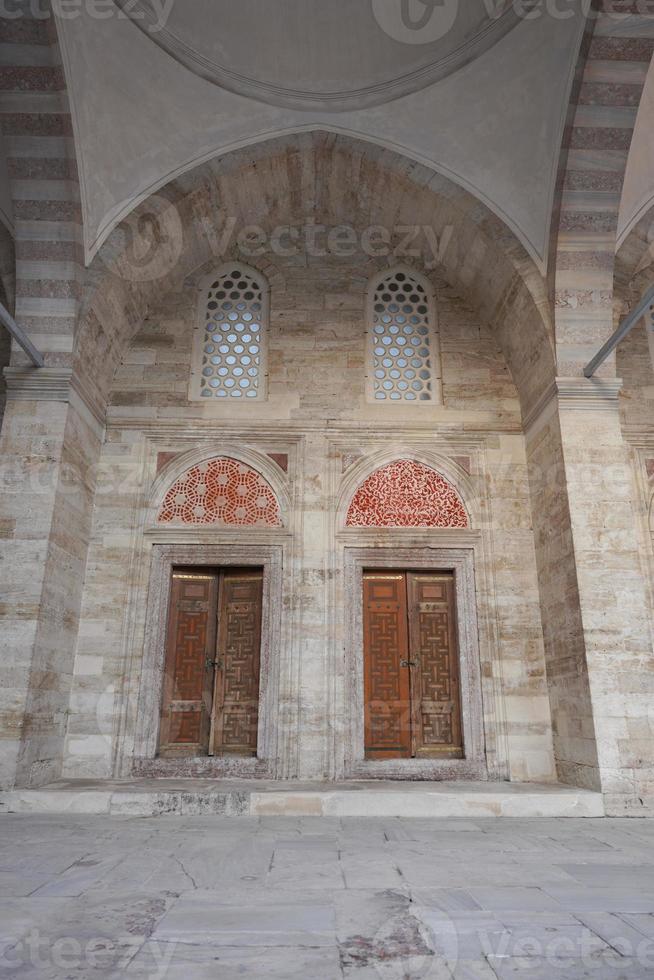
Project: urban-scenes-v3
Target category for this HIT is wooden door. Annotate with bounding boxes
[407,573,463,757]
[363,571,462,760]
[159,571,218,756]
[210,569,263,756]
[363,574,412,759]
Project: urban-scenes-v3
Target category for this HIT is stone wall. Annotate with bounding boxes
[619,321,654,437]
[0,324,9,432]
[524,372,654,815]
[0,220,14,432]
[0,392,101,788]
[525,406,600,791]
[0,4,89,790]
[62,249,556,784]
[618,323,654,805]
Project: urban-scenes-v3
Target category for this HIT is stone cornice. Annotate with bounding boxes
[106,414,523,435]
[523,377,623,434]
[4,367,72,401]
[4,367,106,434]
[555,377,623,409]
[622,429,654,450]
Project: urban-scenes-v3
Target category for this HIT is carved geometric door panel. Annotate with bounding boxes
[159,567,263,759]
[211,570,263,756]
[363,571,463,760]
[159,572,218,757]
[363,574,411,759]
[407,574,463,758]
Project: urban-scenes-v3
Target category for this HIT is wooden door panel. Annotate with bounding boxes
[363,574,411,759]
[408,574,463,757]
[211,570,263,756]
[159,572,218,756]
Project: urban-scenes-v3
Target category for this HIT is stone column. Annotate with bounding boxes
[527,377,654,814]
[293,429,333,781]
[0,369,103,789]
[0,5,92,788]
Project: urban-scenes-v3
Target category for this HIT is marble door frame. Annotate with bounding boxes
[133,542,283,778]
[343,544,488,780]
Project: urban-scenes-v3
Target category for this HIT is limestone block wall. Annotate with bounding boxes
[619,322,654,436]
[618,321,654,606]
[525,365,654,816]
[560,402,654,815]
[0,326,9,433]
[62,251,555,783]
[617,324,654,808]
[0,393,101,789]
[525,408,600,791]
[0,221,15,434]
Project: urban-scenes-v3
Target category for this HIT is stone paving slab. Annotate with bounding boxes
[1,814,654,978]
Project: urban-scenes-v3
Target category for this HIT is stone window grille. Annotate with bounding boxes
[367,267,441,403]
[191,264,268,400]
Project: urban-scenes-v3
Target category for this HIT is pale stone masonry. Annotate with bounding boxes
[63,249,555,785]
[0,5,88,790]
[0,7,654,819]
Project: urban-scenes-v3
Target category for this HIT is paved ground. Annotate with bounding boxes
[2,815,654,978]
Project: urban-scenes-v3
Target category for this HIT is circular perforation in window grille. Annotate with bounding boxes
[200,267,264,399]
[371,270,433,402]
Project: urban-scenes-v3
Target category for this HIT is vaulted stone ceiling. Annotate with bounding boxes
[114,0,522,109]
[56,3,587,270]
[78,133,555,415]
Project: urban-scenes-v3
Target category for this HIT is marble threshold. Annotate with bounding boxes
[0,778,605,818]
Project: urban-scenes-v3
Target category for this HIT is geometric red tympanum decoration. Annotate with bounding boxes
[158,457,282,527]
[346,458,468,528]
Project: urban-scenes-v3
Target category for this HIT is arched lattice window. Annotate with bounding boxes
[367,267,440,403]
[346,459,468,528]
[191,264,268,401]
[157,457,282,527]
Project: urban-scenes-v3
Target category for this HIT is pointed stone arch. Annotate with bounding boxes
[76,131,556,423]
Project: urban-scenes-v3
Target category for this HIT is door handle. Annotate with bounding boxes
[206,658,223,670]
[400,659,419,668]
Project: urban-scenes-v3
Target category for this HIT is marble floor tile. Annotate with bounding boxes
[125,943,344,979]
[616,912,654,940]
[466,886,563,912]
[152,893,336,947]
[574,910,654,956]
[559,862,654,889]
[542,885,654,913]
[487,955,653,979]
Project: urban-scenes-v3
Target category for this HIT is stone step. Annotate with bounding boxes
[0,779,605,818]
